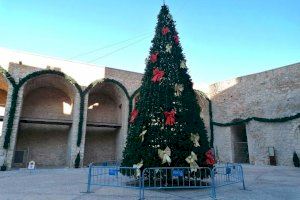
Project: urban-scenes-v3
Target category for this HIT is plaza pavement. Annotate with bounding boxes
[0,164,299,200]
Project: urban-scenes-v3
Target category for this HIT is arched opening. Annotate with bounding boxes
[231,120,249,163]
[83,81,128,166]
[0,74,8,137]
[13,74,76,168]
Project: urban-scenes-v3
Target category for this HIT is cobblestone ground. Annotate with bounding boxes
[0,165,299,200]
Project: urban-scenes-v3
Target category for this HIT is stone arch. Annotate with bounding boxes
[230,119,249,163]
[13,71,80,168]
[83,79,129,165]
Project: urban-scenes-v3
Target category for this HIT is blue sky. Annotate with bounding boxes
[0,0,299,84]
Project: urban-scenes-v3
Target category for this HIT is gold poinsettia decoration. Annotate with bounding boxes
[190,133,200,147]
[158,146,171,165]
[185,151,199,172]
[180,60,186,69]
[175,83,184,96]
[165,44,172,53]
[133,160,143,177]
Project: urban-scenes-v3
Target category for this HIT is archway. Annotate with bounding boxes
[231,120,249,163]
[0,74,8,137]
[13,74,76,168]
[83,81,128,166]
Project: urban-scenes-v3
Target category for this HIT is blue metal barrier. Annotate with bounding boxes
[211,163,246,199]
[86,163,142,198]
[141,167,212,199]
[86,162,246,199]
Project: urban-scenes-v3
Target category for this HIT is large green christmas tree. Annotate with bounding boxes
[122,5,214,170]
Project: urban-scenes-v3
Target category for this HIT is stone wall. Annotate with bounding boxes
[210,63,300,166]
[0,90,7,107]
[83,127,117,166]
[105,67,143,96]
[15,124,70,167]
[21,87,73,120]
[195,91,211,142]
[87,86,122,124]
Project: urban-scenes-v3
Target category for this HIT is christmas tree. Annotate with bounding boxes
[122,4,214,170]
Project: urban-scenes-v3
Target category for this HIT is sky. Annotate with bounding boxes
[0,0,299,84]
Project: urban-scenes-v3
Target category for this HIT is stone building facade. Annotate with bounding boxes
[0,48,299,169]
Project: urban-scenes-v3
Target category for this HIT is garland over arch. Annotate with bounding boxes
[0,67,17,87]
[3,69,81,149]
[79,78,130,146]
[129,87,141,113]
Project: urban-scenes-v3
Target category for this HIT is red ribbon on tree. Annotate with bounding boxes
[205,149,215,165]
[130,109,138,123]
[164,109,176,126]
[152,68,165,82]
[162,26,170,35]
[173,35,179,44]
[150,52,158,63]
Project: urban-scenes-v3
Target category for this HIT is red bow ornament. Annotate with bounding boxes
[152,68,165,82]
[164,109,176,126]
[162,26,170,35]
[150,53,158,63]
[173,35,179,44]
[130,109,138,123]
[205,149,215,165]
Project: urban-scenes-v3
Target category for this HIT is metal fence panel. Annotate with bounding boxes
[211,163,246,199]
[87,163,142,199]
[86,162,246,200]
[141,167,212,199]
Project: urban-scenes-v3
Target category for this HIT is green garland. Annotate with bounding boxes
[0,67,17,86]
[74,152,81,168]
[129,87,141,115]
[212,113,300,127]
[0,67,17,150]
[208,100,214,147]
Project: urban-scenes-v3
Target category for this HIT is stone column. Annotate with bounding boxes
[115,96,129,162]
[0,84,14,167]
[0,86,24,169]
[66,91,80,167]
[67,92,89,168]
